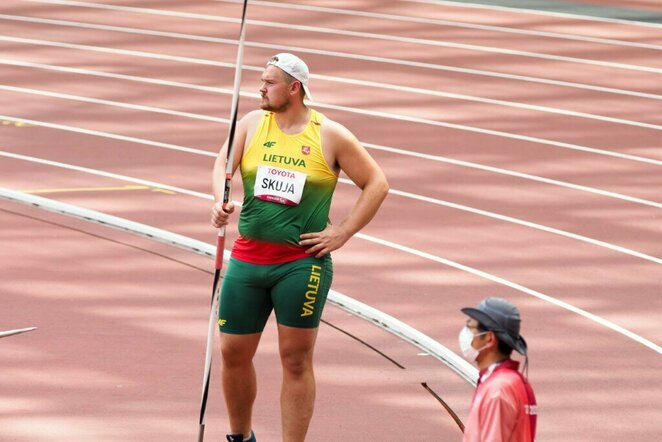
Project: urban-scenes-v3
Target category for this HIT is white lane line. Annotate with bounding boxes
[0,115,214,157]
[1,158,659,354]
[4,82,660,166]
[0,14,238,46]
[233,0,662,31]
[3,58,660,132]
[356,232,662,354]
[362,143,662,209]
[0,36,235,68]
[0,151,214,200]
[4,145,660,264]
[4,13,661,75]
[1,109,660,210]
[339,178,661,264]
[3,35,661,102]
[405,0,662,29]
[28,0,662,51]
[320,102,662,166]
[0,59,238,94]
[5,59,660,191]
[250,39,662,78]
[252,32,662,76]
[3,61,661,177]
[311,73,662,131]
[0,85,229,124]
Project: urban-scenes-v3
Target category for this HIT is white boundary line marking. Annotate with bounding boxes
[0,85,229,124]
[311,73,662,130]
[404,0,662,29]
[2,60,661,205]
[1,185,659,355]
[28,0,662,51]
[319,102,662,166]
[0,151,215,200]
[228,0,662,30]
[362,143,662,209]
[3,58,661,132]
[1,111,660,209]
[2,60,661,197]
[0,59,239,94]
[0,36,236,68]
[3,79,660,166]
[355,233,662,354]
[4,13,662,74]
[3,34,660,102]
[339,178,662,264]
[0,187,479,384]
[3,147,660,265]
[0,115,214,157]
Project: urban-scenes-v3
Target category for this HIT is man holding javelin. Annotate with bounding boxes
[211,53,389,442]
[459,297,537,441]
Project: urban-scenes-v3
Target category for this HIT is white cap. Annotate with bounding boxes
[267,53,313,101]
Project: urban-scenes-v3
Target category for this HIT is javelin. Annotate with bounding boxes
[0,327,37,339]
[197,0,249,440]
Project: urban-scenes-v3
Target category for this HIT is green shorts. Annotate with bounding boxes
[218,255,333,334]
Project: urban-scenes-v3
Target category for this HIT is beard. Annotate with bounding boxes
[260,95,290,113]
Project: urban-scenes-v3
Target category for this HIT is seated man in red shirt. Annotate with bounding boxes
[459,298,537,442]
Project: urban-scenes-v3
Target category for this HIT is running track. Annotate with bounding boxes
[1,0,660,441]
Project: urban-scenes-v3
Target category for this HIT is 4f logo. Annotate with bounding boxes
[263,141,277,148]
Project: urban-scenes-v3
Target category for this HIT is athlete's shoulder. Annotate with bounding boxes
[319,115,358,146]
[241,109,267,124]
[240,110,270,140]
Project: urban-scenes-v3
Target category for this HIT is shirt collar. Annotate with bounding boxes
[478,358,520,383]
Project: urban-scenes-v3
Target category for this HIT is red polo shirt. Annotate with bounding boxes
[463,359,537,442]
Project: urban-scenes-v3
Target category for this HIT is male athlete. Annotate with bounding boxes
[211,53,389,442]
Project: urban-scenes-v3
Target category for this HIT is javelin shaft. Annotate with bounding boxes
[198,0,248,440]
[213,0,248,269]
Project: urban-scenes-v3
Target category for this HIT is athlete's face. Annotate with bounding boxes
[259,66,295,112]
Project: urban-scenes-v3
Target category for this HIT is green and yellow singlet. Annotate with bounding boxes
[232,110,338,264]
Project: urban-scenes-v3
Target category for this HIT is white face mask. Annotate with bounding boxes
[458,326,488,361]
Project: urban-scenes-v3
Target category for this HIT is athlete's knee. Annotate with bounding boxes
[220,333,261,367]
[282,354,313,378]
[280,343,314,377]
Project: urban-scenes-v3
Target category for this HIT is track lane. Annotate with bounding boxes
[2,1,661,440]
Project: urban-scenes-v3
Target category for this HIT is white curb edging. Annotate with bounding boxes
[0,187,478,385]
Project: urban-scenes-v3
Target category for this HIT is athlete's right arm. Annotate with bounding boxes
[211,110,262,227]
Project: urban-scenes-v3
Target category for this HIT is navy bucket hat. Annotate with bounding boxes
[462,297,527,356]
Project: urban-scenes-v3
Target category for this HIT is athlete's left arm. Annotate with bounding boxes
[299,120,389,257]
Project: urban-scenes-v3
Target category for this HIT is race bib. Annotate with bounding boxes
[254,165,307,206]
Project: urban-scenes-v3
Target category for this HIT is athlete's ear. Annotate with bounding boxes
[290,80,303,97]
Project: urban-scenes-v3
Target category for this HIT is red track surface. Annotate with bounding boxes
[1,1,660,441]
